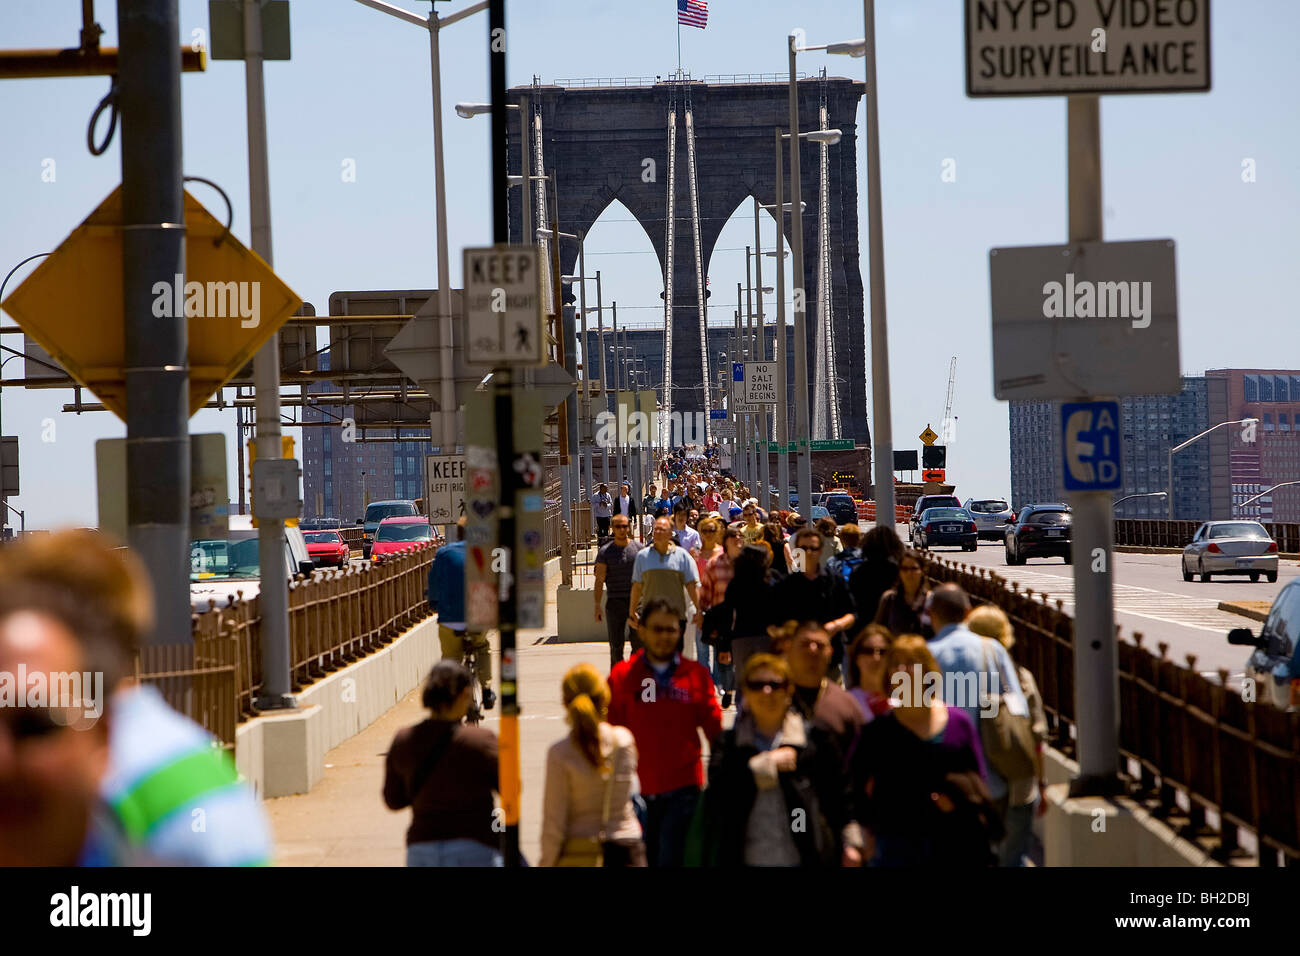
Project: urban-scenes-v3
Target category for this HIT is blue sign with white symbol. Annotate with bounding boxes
[733,362,744,382]
[1060,400,1122,491]
[709,409,727,420]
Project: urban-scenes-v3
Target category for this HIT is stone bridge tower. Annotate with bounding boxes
[507,75,868,447]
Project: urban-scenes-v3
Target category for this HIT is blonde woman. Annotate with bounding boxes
[540,664,646,867]
[965,604,1048,867]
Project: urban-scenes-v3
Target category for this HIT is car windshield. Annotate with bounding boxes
[1209,523,1269,540]
[366,503,416,523]
[304,532,341,544]
[969,500,1008,513]
[376,522,431,542]
[825,495,853,505]
[924,508,968,519]
[191,532,260,580]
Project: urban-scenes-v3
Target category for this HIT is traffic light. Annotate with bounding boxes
[922,444,946,469]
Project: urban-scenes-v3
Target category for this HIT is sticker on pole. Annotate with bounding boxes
[1061,400,1122,491]
[462,245,545,368]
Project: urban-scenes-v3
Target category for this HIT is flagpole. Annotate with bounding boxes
[677,12,681,76]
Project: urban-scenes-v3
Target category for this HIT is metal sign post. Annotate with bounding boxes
[486,0,522,868]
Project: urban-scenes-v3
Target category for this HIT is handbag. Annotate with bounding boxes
[555,751,616,867]
[976,639,1036,782]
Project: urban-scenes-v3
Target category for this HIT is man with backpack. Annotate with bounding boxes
[825,523,864,585]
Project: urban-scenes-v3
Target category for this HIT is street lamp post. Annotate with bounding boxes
[1168,418,1258,519]
[1113,491,1167,511]
[539,221,581,537]
[1236,480,1300,515]
[804,18,897,523]
[354,0,488,451]
[786,39,812,513]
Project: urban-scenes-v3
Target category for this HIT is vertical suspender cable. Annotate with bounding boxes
[684,83,710,447]
[662,82,677,450]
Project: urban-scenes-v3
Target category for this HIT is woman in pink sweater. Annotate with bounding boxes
[540,664,646,866]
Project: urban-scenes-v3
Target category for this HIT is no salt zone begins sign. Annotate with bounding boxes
[965,0,1210,97]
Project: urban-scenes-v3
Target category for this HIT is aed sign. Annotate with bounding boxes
[965,0,1211,97]
[1061,400,1122,491]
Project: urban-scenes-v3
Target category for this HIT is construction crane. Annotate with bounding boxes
[941,356,957,442]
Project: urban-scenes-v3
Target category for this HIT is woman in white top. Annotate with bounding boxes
[540,663,646,866]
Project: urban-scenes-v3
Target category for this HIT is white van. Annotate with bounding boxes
[190,515,315,613]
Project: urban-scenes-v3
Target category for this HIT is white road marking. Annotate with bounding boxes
[992,567,1246,634]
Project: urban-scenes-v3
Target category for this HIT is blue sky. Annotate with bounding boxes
[1,0,1296,528]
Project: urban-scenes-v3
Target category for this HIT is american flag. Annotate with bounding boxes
[678,0,708,29]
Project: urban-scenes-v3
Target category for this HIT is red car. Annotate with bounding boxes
[303,530,351,567]
[370,516,433,558]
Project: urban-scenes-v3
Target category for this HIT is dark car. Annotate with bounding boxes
[908,494,962,539]
[1226,577,1300,711]
[913,507,978,552]
[822,492,857,526]
[1005,504,1072,565]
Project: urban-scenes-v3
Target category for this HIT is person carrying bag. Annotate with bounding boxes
[976,639,1036,783]
[541,664,646,867]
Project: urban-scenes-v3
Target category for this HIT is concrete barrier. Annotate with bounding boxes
[236,614,441,798]
[237,552,567,798]
[1040,748,1221,867]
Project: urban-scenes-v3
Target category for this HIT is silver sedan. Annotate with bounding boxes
[1181,520,1279,583]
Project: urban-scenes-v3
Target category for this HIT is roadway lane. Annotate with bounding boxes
[913,535,1298,683]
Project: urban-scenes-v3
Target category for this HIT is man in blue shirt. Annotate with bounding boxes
[428,518,494,709]
[925,584,1025,811]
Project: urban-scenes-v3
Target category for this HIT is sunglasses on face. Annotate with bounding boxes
[858,647,888,659]
[745,678,789,693]
[900,565,922,573]
[0,707,72,743]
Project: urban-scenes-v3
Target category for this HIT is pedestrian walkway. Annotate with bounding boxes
[265,595,632,866]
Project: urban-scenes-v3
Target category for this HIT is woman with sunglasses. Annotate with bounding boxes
[689,654,846,867]
[845,624,896,723]
[873,550,933,639]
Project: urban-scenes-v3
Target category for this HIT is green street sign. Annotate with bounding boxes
[811,439,854,451]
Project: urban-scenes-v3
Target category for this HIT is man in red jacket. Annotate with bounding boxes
[608,597,723,867]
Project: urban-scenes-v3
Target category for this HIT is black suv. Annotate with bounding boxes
[823,492,858,526]
[1004,504,1072,564]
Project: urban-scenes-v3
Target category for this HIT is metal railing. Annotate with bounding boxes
[553,72,807,89]
[1115,518,1300,553]
[924,552,1300,866]
[148,542,438,749]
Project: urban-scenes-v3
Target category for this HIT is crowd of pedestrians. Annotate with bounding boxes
[388,448,1049,868]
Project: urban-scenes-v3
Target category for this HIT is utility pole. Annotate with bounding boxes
[244,0,292,707]
[486,0,522,866]
[787,38,813,513]
[862,0,896,524]
[754,198,770,511]
[773,129,789,510]
[1066,94,1120,796]
[120,0,191,646]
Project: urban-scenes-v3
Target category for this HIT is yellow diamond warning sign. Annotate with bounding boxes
[919,425,939,446]
[1,186,302,422]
